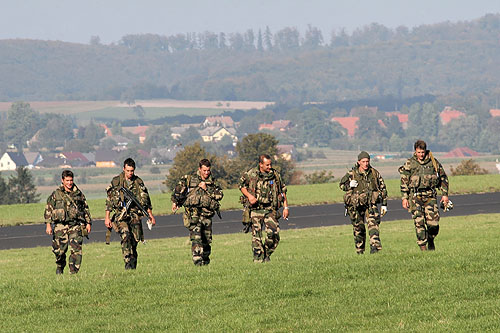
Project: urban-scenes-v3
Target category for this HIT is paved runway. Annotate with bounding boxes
[1,192,500,250]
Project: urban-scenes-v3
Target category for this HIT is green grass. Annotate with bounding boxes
[2,174,500,226]
[1,214,500,331]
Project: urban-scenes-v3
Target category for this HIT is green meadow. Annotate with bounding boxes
[1,214,499,331]
[2,174,500,226]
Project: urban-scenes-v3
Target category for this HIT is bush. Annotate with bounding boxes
[150,166,161,174]
[450,159,489,176]
[304,170,334,184]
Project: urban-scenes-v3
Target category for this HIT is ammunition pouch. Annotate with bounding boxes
[182,212,190,228]
[51,208,66,222]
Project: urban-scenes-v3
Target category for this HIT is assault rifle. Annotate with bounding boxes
[120,187,153,230]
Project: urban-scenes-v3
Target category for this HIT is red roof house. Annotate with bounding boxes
[331,117,359,137]
[490,109,500,117]
[440,107,465,125]
[443,147,480,158]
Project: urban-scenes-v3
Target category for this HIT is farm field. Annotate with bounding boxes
[1,214,499,331]
[0,99,273,124]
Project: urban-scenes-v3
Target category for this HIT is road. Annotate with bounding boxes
[1,192,500,250]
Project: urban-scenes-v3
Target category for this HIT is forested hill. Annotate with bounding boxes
[2,14,500,102]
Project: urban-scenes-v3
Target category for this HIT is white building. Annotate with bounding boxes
[0,152,29,171]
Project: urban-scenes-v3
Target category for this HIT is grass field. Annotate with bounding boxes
[1,214,499,331]
[1,174,500,226]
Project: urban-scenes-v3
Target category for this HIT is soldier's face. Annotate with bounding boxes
[415,148,426,161]
[259,158,272,173]
[123,165,135,180]
[358,158,370,171]
[199,165,211,180]
[62,176,73,191]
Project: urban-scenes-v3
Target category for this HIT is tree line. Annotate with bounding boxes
[1,15,500,102]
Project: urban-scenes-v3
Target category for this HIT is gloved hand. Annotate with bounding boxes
[349,180,358,188]
[380,206,387,216]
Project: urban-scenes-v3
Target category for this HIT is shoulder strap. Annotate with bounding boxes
[428,151,439,175]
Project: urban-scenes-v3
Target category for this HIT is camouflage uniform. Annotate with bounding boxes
[44,184,91,274]
[399,151,448,247]
[106,172,152,269]
[171,171,223,266]
[239,167,286,262]
[340,164,387,254]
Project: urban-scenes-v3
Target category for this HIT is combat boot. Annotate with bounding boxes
[427,238,435,251]
[56,267,64,275]
[263,256,271,262]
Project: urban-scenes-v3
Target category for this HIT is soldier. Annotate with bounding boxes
[340,151,388,254]
[105,158,156,269]
[44,170,92,274]
[171,159,223,266]
[399,140,449,251]
[239,154,289,263]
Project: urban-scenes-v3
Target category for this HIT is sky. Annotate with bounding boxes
[2,0,500,44]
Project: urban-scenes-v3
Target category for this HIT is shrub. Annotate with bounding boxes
[304,170,334,184]
[450,159,488,176]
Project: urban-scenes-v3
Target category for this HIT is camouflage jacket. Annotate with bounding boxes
[399,151,449,200]
[44,184,91,225]
[239,167,287,211]
[106,172,152,221]
[340,164,388,207]
[171,170,223,216]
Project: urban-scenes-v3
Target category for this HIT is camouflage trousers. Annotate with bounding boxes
[185,210,212,266]
[52,223,83,274]
[347,204,381,254]
[410,193,440,246]
[250,210,280,262]
[115,216,143,269]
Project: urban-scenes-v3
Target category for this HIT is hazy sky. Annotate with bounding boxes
[2,0,500,44]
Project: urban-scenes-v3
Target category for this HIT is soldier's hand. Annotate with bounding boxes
[283,207,290,219]
[402,198,410,209]
[45,223,52,235]
[104,217,112,229]
[198,181,207,190]
[149,215,156,226]
[440,195,449,206]
[248,194,257,205]
[86,224,92,234]
[349,180,358,188]
[172,202,178,213]
[380,206,387,216]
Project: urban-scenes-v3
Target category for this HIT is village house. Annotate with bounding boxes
[331,117,359,137]
[199,126,237,142]
[24,152,44,168]
[203,116,235,128]
[276,145,296,161]
[122,125,149,144]
[0,152,29,171]
[95,150,119,168]
[384,111,409,130]
[258,120,292,132]
[440,106,465,125]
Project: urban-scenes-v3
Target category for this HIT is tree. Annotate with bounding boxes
[133,105,146,118]
[179,126,202,146]
[235,133,294,184]
[164,142,219,190]
[0,173,10,205]
[144,123,174,149]
[4,102,41,151]
[37,114,75,149]
[8,166,40,204]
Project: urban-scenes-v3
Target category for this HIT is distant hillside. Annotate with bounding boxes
[2,14,500,102]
